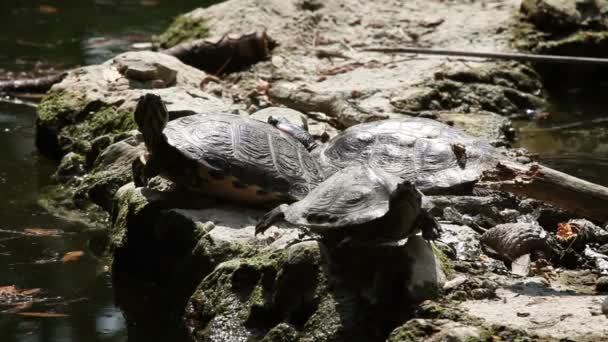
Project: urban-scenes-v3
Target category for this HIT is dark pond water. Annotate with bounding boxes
[514,88,608,187]
[0,1,214,341]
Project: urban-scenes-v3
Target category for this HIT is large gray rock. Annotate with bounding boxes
[36,50,239,159]
[109,182,447,342]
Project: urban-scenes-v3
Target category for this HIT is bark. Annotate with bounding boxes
[479,160,608,223]
[163,30,276,74]
[0,72,67,94]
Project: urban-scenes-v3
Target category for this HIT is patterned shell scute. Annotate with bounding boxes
[316,117,497,193]
[163,113,323,197]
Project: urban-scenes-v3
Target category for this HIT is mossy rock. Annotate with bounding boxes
[186,237,446,342]
[391,62,545,121]
[155,14,210,49]
[36,89,136,159]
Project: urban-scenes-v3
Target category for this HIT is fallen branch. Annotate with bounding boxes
[0,72,67,95]
[479,160,608,223]
[163,30,276,74]
[1,30,275,95]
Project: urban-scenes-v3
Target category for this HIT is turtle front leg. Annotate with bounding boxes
[131,154,160,188]
[415,210,442,240]
[255,204,289,235]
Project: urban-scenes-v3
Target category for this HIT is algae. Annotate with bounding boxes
[155,14,210,49]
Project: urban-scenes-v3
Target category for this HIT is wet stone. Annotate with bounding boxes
[596,276,608,293]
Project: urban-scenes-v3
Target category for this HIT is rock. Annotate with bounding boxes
[584,246,608,275]
[516,0,608,88]
[387,319,482,342]
[36,50,236,159]
[596,276,608,292]
[35,50,241,222]
[438,224,482,261]
[520,0,607,31]
[154,13,210,48]
[54,152,86,183]
[602,297,608,316]
[75,133,144,211]
[436,111,512,145]
[481,223,555,261]
[184,235,446,342]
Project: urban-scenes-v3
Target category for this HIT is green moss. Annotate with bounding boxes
[431,244,454,279]
[261,323,297,342]
[155,14,210,49]
[386,319,436,342]
[60,106,135,156]
[37,90,87,127]
[37,184,108,228]
[536,30,608,55]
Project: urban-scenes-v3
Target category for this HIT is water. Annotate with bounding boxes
[514,88,608,187]
[0,1,214,341]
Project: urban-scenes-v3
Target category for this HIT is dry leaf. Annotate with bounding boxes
[0,285,18,295]
[556,223,577,241]
[17,312,68,318]
[23,228,62,237]
[20,288,41,296]
[61,251,85,263]
[38,5,58,14]
[0,286,41,296]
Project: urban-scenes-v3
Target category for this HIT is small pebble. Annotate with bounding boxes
[601,297,608,316]
[596,276,608,292]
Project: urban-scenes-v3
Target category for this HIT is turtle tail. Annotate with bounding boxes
[134,93,169,150]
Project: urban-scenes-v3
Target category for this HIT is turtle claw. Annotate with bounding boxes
[416,211,442,240]
[255,204,288,236]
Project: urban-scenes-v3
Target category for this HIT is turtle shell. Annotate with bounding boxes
[159,113,325,202]
[313,117,498,194]
[283,165,421,236]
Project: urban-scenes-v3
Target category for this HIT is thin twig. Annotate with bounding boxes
[363,47,608,66]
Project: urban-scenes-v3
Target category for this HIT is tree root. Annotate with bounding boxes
[268,82,388,128]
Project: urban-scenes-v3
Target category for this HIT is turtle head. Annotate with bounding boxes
[267,115,318,151]
[134,93,169,151]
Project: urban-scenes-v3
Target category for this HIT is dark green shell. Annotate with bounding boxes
[161,113,325,200]
[314,117,497,193]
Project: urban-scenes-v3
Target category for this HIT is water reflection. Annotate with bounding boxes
[514,88,608,187]
[0,1,216,341]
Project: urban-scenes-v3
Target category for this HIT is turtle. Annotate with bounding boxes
[268,116,498,195]
[255,164,441,241]
[132,93,326,205]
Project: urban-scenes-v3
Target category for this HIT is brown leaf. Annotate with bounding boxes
[0,286,41,296]
[61,251,85,263]
[556,223,576,241]
[38,5,58,15]
[17,311,68,318]
[23,228,62,237]
[20,288,41,296]
[0,285,18,295]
